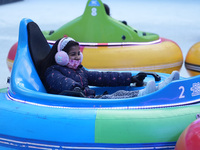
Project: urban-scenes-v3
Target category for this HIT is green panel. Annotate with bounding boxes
[45,0,159,43]
[95,105,200,144]
[0,88,7,93]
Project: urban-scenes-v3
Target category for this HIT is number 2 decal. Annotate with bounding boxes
[179,86,185,99]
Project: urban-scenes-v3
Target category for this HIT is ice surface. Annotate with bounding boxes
[0,0,200,88]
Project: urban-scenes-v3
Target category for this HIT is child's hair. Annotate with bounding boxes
[62,41,79,54]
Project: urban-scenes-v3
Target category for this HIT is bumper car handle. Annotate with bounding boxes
[138,72,161,81]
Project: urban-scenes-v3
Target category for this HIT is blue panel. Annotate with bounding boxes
[88,0,100,6]
[0,95,96,143]
[10,18,46,96]
[0,146,13,150]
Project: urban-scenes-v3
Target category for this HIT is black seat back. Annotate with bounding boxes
[27,22,51,78]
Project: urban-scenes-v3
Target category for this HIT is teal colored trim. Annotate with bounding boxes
[0,88,7,93]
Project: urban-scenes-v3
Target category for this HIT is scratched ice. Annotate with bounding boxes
[191,82,200,97]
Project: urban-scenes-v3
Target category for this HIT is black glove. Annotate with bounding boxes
[73,87,83,92]
[131,72,161,87]
[72,87,86,97]
[59,87,86,97]
[131,73,147,87]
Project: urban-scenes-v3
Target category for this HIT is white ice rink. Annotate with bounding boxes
[0,0,200,88]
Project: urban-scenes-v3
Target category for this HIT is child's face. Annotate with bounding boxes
[67,45,81,60]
